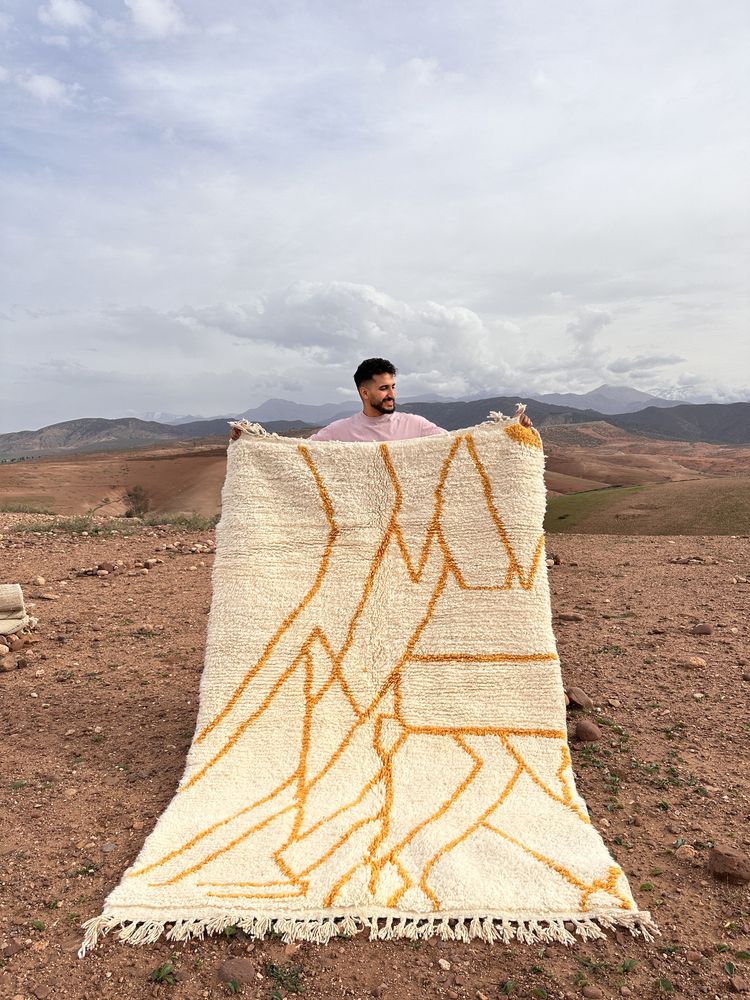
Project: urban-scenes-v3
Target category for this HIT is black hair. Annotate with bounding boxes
[353,358,397,388]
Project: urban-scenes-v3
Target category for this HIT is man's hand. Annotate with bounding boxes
[519,412,533,429]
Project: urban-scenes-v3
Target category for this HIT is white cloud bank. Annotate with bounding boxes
[0,0,748,431]
[38,0,94,30]
[124,0,186,38]
[2,281,747,431]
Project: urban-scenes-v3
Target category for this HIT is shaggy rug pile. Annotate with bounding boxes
[81,412,656,954]
[0,583,36,637]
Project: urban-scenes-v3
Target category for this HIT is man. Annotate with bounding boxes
[231,357,532,442]
[309,358,445,441]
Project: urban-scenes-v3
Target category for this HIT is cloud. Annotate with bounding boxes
[38,0,94,30]
[566,307,612,357]
[400,57,463,88]
[16,71,74,105]
[41,34,72,48]
[124,0,185,38]
[1,0,748,432]
[608,353,686,374]
[176,281,517,398]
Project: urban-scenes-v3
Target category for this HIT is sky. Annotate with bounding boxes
[1,0,749,432]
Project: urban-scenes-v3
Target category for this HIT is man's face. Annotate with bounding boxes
[361,372,396,415]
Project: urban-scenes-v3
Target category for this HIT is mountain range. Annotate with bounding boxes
[127,384,678,425]
[2,393,749,460]
[530,384,679,414]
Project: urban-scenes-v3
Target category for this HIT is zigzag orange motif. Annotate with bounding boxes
[130,434,632,914]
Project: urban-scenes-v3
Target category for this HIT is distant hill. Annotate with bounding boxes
[545,476,750,535]
[399,396,603,430]
[3,397,749,460]
[400,397,750,445]
[607,401,750,444]
[235,393,450,424]
[129,411,207,425]
[0,416,311,460]
[236,398,358,424]
[531,383,678,414]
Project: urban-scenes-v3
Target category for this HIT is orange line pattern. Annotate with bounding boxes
[123,429,634,919]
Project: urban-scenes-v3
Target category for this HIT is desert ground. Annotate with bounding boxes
[1,507,748,1000]
[2,423,750,530]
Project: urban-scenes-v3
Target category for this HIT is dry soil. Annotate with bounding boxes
[1,517,749,1000]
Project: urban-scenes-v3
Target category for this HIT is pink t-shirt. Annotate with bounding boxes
[309,410,446,442]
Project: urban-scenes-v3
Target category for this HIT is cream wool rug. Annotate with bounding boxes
[80,412,657,955]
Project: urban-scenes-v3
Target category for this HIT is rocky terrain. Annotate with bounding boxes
[2,425,749,524]
[1,514,749,1000]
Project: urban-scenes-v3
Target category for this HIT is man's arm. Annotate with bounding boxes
[307,425,335,441]
[418,417,448,436]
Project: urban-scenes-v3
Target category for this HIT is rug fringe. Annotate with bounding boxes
[228,419,278,438]
[79,909,658,957]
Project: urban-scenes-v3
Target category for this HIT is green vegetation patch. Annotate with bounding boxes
[0,500,54,514]
[544,486,643,532]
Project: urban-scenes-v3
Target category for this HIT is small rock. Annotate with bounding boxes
[34,576,46,586]
[96,570,109,578]
[545,558,554,568]
[708,845,750,884]
[582,987,604,999]
[567,686,594,711]
[677,655,707,669]
[101,842,116,854]
[675,844,699,865]
[438,958,451,971]
[218,957,256,986]
[37,592,59,601]
[33,986,51,999]
[284,942,301,957]
[608,697,621,708]
[575,719,601,743]
[447,992,459,1000]
[730,976,749,994]
[691,623,713,635]
[621,988,632,997]
[2,941,26,958]
[559,612,584,622]
[742,671,750,682]
[476,993,489,1000]
[685,950,702,962]
[132,819,144,831]
[7,634,25,652]
[0,654,17,673]
[0,643,9,657]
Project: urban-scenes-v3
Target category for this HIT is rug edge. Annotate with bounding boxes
[79,907,659,957]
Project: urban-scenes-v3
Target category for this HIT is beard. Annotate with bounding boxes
[372,397,395,415]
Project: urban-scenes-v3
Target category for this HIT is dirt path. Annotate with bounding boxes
[1,522,748,999]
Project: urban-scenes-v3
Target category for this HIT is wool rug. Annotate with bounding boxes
[80,411,657,955]
[0,583,36,636]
